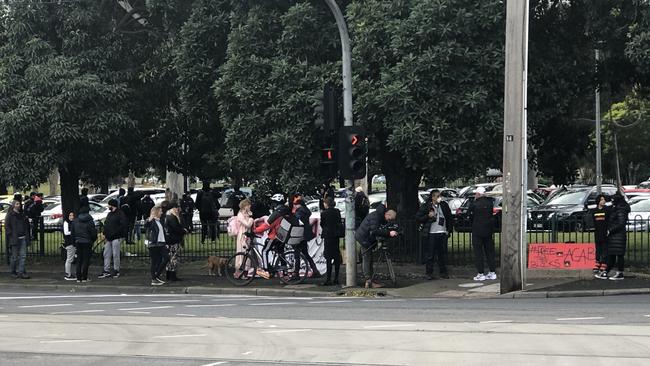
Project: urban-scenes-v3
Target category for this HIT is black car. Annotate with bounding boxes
[528,185,618,232]
[455,193,542,232]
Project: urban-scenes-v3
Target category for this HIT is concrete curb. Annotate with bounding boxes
[501,287,650,299]
[0,283,335,298]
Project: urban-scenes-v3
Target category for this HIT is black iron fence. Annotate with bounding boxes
[3,216,650,268]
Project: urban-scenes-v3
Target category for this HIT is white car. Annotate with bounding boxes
[627,198,650,232]
[42,201,109,230]
[306,198,346,219]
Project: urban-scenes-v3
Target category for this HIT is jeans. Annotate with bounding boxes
[361,243,373,280]
[75,243,92,281]
[134,221,142,241]
[148,246,169,280]
[65,245,76,277]
[103,239,121,273]
[424,233,448,275]
[9,237,27,274]
[472,234,496,274]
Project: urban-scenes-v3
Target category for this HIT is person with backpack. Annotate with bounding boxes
[63,212,77,281]
[291,194,321,280]
[320,197,344,286]
[72,206,97,283]
[144,206,168,286]
[165,202,187,281]
[196,184,219,244]
[99,199,128,279]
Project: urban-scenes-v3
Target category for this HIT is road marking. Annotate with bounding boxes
[201,362,228,366]
[644,315,650,317]
[261,329,310,334]
[241,351,253,355]
[362,299,404,302]
[151,300,201,303]
[51,310,106,315]
[39,340,89,344]
[118,306,173,311]
[308,300,351,304]
[153,334,207,339]
[0,315,7,318]
[363,323,415,329]
[185,304,236,308]
[556,317,604,321]
[87,301,139,305]
[249,302,296,306]
[19,304,73,308]
[176,314,197,317]
[480,320,513,324]
[128,311,151,314]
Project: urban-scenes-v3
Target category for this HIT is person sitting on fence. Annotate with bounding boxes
[355,203,398,288]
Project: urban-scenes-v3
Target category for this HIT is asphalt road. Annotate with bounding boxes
[1,291,649,365]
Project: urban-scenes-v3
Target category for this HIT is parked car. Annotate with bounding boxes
[306,198,347,219]
[88,194,108,203]
[626,199,650,232]
[449,183,499,214]
[639,180,650,189]
[42,201,109,230]
[455,192,542,232]
[528,185,618,232]
[100,187,166,204]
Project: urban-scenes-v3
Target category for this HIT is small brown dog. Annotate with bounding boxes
[206,256,227,276]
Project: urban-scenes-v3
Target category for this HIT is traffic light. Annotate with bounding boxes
[339,126,367,180]
[313,82,340,134]
[320,147,337,178]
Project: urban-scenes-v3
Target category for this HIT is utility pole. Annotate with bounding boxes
[595,49,602,194]
[501,0,529,294]
[324,0,356,287]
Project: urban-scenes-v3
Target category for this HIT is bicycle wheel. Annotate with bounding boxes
[225,252,256,286]
[278,250,309,285]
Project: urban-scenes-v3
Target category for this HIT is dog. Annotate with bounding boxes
[206,255,227,276]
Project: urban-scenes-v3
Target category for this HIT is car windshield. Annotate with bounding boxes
[630,199,650,212]
[546,190,588,205]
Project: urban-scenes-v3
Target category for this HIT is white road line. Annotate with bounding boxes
[185,304,236,308]
[362,299,404,302]
[19,304,73,308]
[556,317,604,321]
[249,302,296,306]
[644,315,650,317]
[128,311,151,314]
[151,300,201,303]
[241,351,253,355]
[202,362,228,366]
[176,314,197,317]
[51,310,106,315]
[307,300,351,304]
[480,320,513,324]
[87,301,139,305]
[39,340,89,344]
[0,315,8,318]
[118,306,173,311]
[153,334,207,339]
[363,324,415,329]
[261,329,310,334]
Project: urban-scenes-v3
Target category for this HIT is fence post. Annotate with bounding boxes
[39,217,45,256]
[550,215,558,243]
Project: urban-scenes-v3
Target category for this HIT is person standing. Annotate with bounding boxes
[144,206,168,286]
[596,193,630,280]
[229,187,246,217]
[6,201,30,279]
[122,187,138,244]
[320,197,343,286]
[354,187,370,229]
[165,202,187,282]
[592,194,609,274]
[468,187,497,281]
[196,184,219,244]
[355,205,398,288]
[79,187,89,210]
[180,193,195,232]
[291,194,321,280]
[415,190,454,280]
[99,199,128,279]
[234,199,254,273]
[63,212,77,281]
[72,207,97,283]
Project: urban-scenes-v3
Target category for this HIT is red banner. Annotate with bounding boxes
[527,243,595,269]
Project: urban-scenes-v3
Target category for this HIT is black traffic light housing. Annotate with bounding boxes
[339,126,367,180]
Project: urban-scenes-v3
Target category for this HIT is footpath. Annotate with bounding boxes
[1,261,650,299]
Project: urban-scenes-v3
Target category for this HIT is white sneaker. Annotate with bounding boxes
[486,272,497,280]
[473,273,486,281]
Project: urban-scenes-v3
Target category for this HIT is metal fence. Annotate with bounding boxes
[3,216,650,268]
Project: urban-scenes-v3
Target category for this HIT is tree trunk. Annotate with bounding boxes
[0,183,7,195]
[59,165,80,219]
[381,149,422,219]
[48,170,59,195]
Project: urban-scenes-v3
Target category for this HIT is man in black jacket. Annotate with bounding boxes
[596,192,630,280]
[196,184,219,243]
[72,207,97,283]
[180,193,195,232]
[355,204,398,288]
[99,199,128,279]
[290,195,321,279]
[79,187,89,210]
[354,187,370,229]
[415,190,454,280]
[468,187,497,281]
[6,201,31,279]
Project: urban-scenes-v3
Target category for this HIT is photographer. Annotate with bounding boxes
[416,190,453,280]
[355,204,398,288]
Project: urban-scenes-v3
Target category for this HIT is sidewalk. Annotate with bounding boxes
[2,261,650,299]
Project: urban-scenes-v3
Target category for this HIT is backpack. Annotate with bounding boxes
[226,216,238,237]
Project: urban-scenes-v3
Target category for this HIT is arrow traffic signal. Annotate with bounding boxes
[339,126,367,180]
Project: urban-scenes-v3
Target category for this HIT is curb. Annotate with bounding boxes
[0,283,336,298]
[500,287,650,299]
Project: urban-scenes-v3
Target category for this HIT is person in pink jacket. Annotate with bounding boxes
[235,199,254,274]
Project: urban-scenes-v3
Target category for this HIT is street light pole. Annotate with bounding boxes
[324,0,356,288]
[595,49,602,194]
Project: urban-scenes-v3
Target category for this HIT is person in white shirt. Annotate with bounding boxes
[63,212,76,281]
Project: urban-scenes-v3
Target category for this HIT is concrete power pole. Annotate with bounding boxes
[595,49,602,194]
[324,0,356,288]
[501,0,529,294]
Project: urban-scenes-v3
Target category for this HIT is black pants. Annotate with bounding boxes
[595,238,607,264]
[75,243,93,281]
[324,238,342,282]
[182,214,193,231]
[293,241,318,275]
[30,218,39,241]
[472,234,496,274]
[148,246,170,280]
[200,214,217,242]
[607,254,625,272]
[126,222,135,243]
[425,233,448,275]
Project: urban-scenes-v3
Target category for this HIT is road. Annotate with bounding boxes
[0,291,649,365]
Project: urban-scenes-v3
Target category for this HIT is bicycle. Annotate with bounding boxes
[359,238,397,287]
[225,232,311,286]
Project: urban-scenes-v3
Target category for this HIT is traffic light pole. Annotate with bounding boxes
[325,0,356,288]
